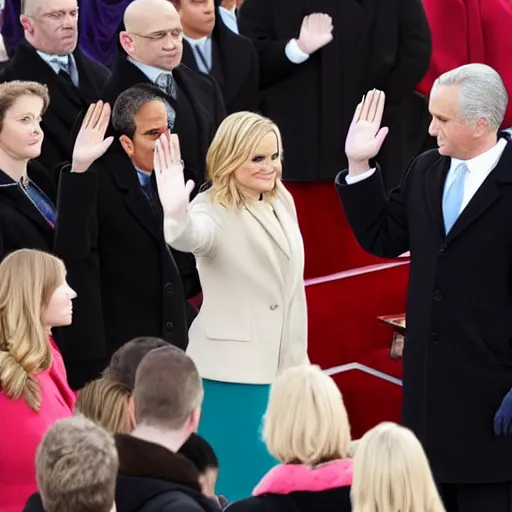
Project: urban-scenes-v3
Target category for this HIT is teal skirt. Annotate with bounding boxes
[198,379,278,502]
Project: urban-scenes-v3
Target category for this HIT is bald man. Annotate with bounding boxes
[102,0,226,188]
[0,0,110,173]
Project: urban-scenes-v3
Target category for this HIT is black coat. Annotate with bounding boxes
[115,434,222,512]
[238,0,431,184]
[0,42,110,173]
[181,10,259,115]
[335,136,512,483]
[101,57,226,185]
[53,148,189,390]
[225,460,352,512]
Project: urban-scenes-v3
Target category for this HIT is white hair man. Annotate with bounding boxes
[0,0,110,172]
[336,63,512,512]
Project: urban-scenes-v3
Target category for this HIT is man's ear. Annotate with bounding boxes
[119,134,135,158]
[119,31,135,55]
[20,15,34,34]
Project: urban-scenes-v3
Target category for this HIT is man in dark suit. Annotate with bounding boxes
[336,65,512,511]
[102,0,226,187]
[54,87,192,390]
[238,0,431,188]
[0,0,110,173]
[174,0,258,114]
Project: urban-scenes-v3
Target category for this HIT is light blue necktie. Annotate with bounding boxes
[442,162,468,233]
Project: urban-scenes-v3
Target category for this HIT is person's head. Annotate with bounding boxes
[104,336,169,390]
[172,0,215,39]
[76,377,134,434]
[133,345,203,437]
[112,84,171,172]
[178,433,219,497]
[120,0,183,71]
[429,64,508,159]
[20,0,78,56]
[206,111,283,208]
[36,415,118,512]
[0,249,76,411]
[263,365,351,465]
[0,81,49,163]
[351,422,445,512]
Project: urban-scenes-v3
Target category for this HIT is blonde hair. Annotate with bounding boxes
[206,111,283,209]
[36,415,118,512]
[0,249,66,411]
[351,422,446,512]
[76,377,133,434]
[263,365,351,465]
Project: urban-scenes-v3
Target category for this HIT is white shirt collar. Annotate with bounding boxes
[451,138,507,174]
[183,34,209,47]
[127,57,173,84]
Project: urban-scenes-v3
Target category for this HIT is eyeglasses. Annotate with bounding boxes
[129,29,183,41]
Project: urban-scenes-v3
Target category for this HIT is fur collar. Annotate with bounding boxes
[253,459,353,496]
[115,434,202,493]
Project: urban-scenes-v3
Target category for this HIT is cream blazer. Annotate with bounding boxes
[163,185,308,384]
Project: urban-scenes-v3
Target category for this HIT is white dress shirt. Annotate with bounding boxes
[37,50,79,86]
[127,57,173,84]
[219,6,239,34]
[346,138,508,215]
[183,34,212,74]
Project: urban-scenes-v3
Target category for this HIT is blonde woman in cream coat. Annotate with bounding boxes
[154,111,309,502]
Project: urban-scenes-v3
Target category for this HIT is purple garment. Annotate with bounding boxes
[1,0,129,67]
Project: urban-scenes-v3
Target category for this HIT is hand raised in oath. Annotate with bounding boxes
[154,132,195,216]
[296,13,333,55]
[72,101,114,173]
[345,89,389,176]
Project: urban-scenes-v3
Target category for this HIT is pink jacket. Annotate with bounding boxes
[0,338,76,512]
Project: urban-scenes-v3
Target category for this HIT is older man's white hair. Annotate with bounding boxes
[435,63,508,131]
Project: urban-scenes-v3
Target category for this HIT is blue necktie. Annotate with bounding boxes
[442,162,468,234]
[23,181,57,227]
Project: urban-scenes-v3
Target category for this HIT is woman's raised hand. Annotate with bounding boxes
[154,132,195,216]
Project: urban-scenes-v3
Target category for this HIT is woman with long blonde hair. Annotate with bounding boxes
[351,422,446,512]
[154,112,309,500]
[0,249,76,512]
[226,365,353,512]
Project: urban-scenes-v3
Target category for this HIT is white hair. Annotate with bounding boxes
[435,63,508,130]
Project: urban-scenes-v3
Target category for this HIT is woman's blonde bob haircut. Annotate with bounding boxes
[206,111,283,209]
[76,377,133,434]
[0,249,66,411]
[351,422,446,512]
[263,365,351,465]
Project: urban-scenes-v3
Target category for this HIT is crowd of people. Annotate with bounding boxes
[0,0,512,510]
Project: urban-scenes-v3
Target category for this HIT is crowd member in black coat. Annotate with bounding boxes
[238,0,431,188]
[114,346,221,512]
[102,0,226,187]
[0,0,110,174]
[54,89,193,390]
[175,0,258,115]
[226,365,353,512]
[336,67,512,512]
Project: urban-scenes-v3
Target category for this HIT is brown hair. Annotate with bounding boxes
[0,249,66,411]
[36,415,118,512]
[134,345,203,430]
[0,81,49,133]
[76,377,133,434]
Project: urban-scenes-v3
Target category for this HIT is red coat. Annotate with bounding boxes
[417,0,512,127]
[0,338,75,512]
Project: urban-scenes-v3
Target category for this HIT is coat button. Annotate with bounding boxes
[430,332,439,343]
[165,282,174,293]
[433,290,443,302]
[165,322,174,333]
[439,244,447,256]
[270,304,278,310]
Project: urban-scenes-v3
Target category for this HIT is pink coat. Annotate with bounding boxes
[0,338,76,512]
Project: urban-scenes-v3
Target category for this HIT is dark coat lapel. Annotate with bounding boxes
[424,153,451,239]
[103,148,162,243]
[447,141,512,243]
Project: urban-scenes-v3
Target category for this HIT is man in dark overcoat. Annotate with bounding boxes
[238,0,432,188]
[336,65,512,511]
[0,0,110,173]
[177,0,258,115]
